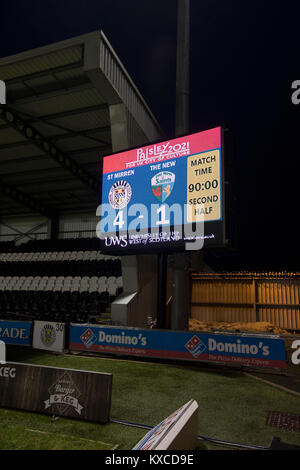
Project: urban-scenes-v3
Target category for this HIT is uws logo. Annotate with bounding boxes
[105,235,128,247]
[291,340,300,365]
[0,81,6,104]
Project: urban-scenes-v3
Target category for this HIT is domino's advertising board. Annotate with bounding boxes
[69,324,286,369]
[0,320,32,346]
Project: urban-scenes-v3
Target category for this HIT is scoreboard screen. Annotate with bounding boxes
[98,127,225,254]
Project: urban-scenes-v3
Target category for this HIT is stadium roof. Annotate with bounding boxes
[0,31,164,219]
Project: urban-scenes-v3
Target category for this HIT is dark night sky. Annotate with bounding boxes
[1,0,300,270]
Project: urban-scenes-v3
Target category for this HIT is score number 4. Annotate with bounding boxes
[113,211,125,229]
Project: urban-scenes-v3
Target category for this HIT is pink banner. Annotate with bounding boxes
[103,127,221,174]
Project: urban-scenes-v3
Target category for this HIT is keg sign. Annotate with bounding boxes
[0,362,112,423]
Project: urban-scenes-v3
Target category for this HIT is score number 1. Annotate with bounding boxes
[156,206,170,225]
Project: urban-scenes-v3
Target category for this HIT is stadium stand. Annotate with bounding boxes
[0,31,164,329]
[0,238,122,323]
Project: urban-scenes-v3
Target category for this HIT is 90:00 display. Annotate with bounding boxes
[188,179,219,192]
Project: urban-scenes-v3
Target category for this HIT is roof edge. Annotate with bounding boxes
[0,31,101,65]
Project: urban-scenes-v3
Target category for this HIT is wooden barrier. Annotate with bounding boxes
[191,273,300,330]
[0,362,112,423]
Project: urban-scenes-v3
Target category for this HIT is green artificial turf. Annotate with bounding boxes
[1,347,300,450]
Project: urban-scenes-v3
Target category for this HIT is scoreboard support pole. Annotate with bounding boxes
[157,252,168,329]
[175,0,190,137]
[171,0,191,331]
[171,252,190,331]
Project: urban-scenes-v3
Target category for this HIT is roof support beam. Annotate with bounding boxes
[23,103,108,122]
[0,125,111,152]
[0,105,101,195]
[0,219,36,241]
[6,59,84,86]
[14,221,48,243]
[9,81,92,106]
[0,104,109,131]
[0,177,56,218]
[49,126,111,145]
[65,144,111,156]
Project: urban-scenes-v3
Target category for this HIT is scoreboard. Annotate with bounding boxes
[98,127,225,253]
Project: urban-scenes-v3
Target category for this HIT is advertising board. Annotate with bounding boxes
[33,321,66,353]
[98,127,225,253]
[0,362,112,423]
[133,399,199,450]
[0,320,32,346]
[69,324,286,369]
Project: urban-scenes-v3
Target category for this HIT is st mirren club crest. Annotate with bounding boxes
[108,180,132,209]
[151,171,175,203]
[44,371,83,417]
[41,323,56,348]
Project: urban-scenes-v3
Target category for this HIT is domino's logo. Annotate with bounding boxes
[185,335,206,358]
[0,81,6,104]
[80,328,97,348]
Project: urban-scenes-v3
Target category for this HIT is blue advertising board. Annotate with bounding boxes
[69,324,286,369]
[0,320,32,346]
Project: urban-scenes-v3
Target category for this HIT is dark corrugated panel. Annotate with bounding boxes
[0,46,83,80]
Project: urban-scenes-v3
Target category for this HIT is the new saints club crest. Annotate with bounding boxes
[108,180,132,209]
[151,171,175,203]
